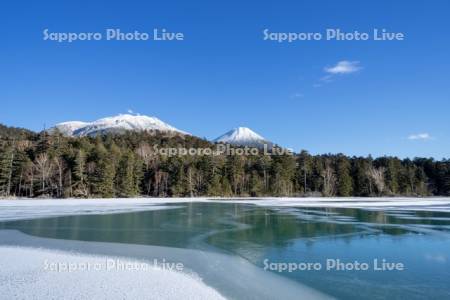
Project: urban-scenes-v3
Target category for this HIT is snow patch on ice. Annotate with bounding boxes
[0,230,332,300]
[0,245,225,300]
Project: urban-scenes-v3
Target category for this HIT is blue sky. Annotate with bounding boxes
[1,0,449,159]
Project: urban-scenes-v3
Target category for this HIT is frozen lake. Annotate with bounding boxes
[1,198,449,299]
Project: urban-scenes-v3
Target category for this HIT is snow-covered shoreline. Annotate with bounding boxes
[0,198,184,221]
[1,197,450,222]
[219,197,450,212]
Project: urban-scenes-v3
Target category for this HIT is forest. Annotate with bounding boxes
[0,124,449,198]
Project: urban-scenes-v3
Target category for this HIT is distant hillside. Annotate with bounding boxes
[0,124,35,140]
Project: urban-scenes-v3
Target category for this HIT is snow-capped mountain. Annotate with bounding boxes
[50,114,187,137]
[213,127,272,148]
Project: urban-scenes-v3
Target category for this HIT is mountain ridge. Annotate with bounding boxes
[49,115,274,148]
[50,114,188,137]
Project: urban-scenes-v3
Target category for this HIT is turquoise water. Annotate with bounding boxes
[1,202,449,299]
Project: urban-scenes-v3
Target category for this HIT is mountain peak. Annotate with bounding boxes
[213,127,271,148]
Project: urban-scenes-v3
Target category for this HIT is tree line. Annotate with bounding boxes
[0,125,449,198]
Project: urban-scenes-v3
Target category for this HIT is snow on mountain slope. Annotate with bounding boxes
[50,114,187,137]
[49,121,90,136]
[213,127,272,148]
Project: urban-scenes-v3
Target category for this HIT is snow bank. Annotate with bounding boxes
[0,245,225,300]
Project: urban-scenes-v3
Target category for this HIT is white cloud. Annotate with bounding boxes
[290,93,304,98]
[408,133,433,140]
[313,60,362,87]
[324,61,361,74]
[319,74,333,83]
[127,109,134,114]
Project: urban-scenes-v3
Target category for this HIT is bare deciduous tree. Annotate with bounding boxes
[24,161,34,197]
[53,156,66,197]
[154,170,169,197]
[322,163,336,197]
[367,166,385,195]
[136,143,157,170]
[34,153,52,194]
